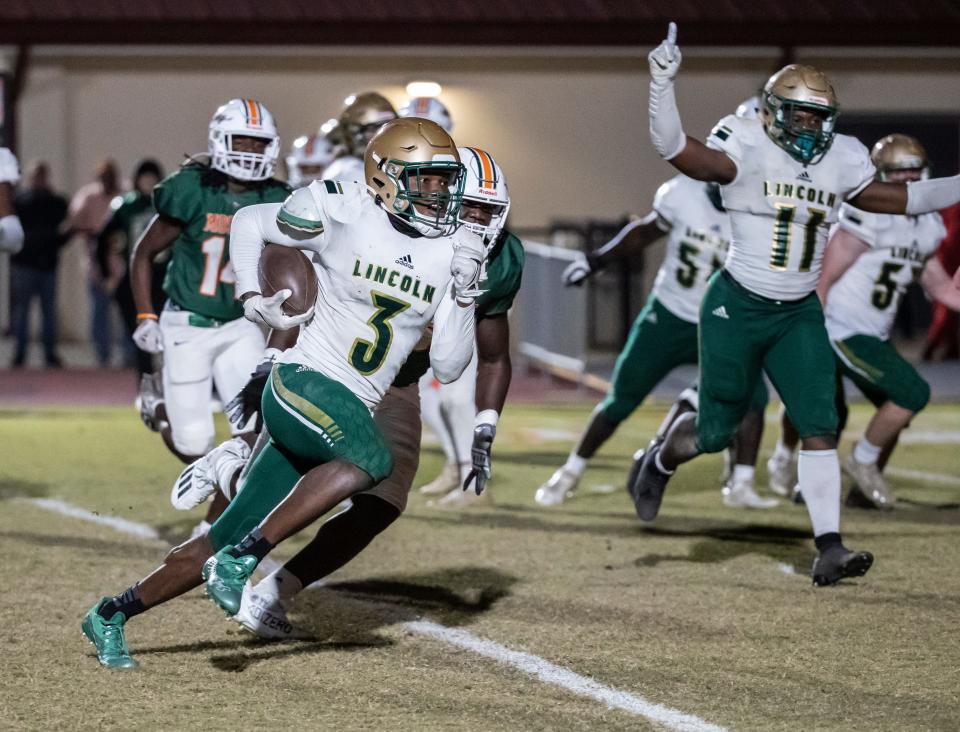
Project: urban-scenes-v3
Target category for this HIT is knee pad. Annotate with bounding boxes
[172,423,215,457]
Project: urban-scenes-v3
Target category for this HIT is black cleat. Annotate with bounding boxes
[811,545,874,587]
[625,438,660,499]
[629,443,672,522]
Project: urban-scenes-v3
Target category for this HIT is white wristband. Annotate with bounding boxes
[905,175,960,215]
[649,81,687,161]
[475,409,499,428]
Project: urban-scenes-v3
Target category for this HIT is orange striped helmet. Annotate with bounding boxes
[399,97,453,132]
[208,98,280,181]
[458,146,510,242]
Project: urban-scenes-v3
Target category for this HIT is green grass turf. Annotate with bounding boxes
[1,402,958,730]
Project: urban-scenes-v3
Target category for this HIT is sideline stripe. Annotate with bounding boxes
[405,620,727,732]
[23,498,160,540]
[22,497,727,729]
[886,467,960,486]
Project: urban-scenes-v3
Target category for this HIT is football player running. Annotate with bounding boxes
[768,134,960,509]
[82,118,485,669]
[323,92,398,183]
[228,145,521,636]
[131,99,292,475]
[534,172,774,510]
[286,133,335,187]
[635,23,960,586]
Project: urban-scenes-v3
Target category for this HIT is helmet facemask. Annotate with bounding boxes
[763,94,837,165]
[374,158,466,238]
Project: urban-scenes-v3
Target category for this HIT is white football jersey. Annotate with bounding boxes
[824,204,945,341]
[706,115,876,300]
[232,180,475,408]
[322,155,365,184]
[651,175,731,323]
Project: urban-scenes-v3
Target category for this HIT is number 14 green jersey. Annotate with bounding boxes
[706,115,876,301]
[154,163,290,321]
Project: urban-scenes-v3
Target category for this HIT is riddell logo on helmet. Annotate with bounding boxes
[479,187,497,196]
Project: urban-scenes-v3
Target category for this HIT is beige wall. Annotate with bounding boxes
[15,47,960,339]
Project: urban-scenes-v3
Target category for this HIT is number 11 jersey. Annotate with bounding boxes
[706,114,875,301]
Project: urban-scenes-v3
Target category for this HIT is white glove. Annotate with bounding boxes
[133,319,163,353]
[648,22,681,85]
[562,253,600,286]
[0,148,20,185]
[243,289,315,330]
[451,235,486,302]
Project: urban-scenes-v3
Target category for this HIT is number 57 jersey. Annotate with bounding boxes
[231,180,468,409]
[706,114,876,301]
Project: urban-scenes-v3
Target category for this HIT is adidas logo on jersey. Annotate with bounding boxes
[395,254,414,270]
[712,305,730,319]
[796,170,812,182]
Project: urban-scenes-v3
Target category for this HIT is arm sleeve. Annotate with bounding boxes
[0,215,24,254]
[429,288,477,384]
[229,201,327,297]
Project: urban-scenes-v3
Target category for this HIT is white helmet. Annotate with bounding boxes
[457,146,510,242]
[286,134,335,187]
[208,98,281,181]
[399,97,454,132]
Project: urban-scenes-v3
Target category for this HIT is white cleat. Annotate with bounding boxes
[233,583,312,641]
[419,462,461,495]
[170,436,250,510]
[766,451,796,497]
[534,467,581,507]
[138,372,164,432]
[722,480,779,509]
[843,455,896,510]
[428,486,494,509]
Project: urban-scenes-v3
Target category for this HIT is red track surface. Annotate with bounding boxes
[0,367,594,408]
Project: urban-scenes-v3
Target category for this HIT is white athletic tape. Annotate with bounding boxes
[404,620,728,732]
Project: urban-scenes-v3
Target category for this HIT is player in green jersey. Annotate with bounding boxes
[130,99,293,489]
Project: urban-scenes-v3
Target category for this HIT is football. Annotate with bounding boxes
[258,243,318,316]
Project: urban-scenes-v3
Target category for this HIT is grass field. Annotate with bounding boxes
[1,400,959,731]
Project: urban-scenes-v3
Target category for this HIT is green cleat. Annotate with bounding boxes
[81,599,138,669]
[203,551,258,616]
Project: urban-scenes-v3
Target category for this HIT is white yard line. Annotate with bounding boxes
[23,498,161,540]
[405,620,727,732]
[23,497,728,730]
[898,431,960,445]
[886,467,960,486]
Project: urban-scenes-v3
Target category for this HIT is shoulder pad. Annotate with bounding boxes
[311,180,367,225]
[277,186,325,234]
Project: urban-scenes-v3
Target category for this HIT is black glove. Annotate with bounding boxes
[225,359,274,432]
[462,423,496,495]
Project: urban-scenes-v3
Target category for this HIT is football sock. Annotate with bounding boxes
[814,532,842,552]
[853,438,882,466]
[563,454,587,477]
[255,567,303,602]
[228,527,274,562]
[798,449,841,538]
[99,584,146,621]
[732,464,755,485]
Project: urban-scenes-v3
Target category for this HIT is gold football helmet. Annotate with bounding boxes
[871,134,929,181]
[339,92,398,156]
[760,64,839,165]
[365,118,466,237]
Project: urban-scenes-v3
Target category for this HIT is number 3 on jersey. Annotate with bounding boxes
[199,236,236,296]
[350,292,410,375]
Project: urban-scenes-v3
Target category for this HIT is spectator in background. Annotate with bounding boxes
[65,159,122,367]
[10,161,69,368]
[923,202,960,361]
[97,159,165,376]
[0,148,25,254]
